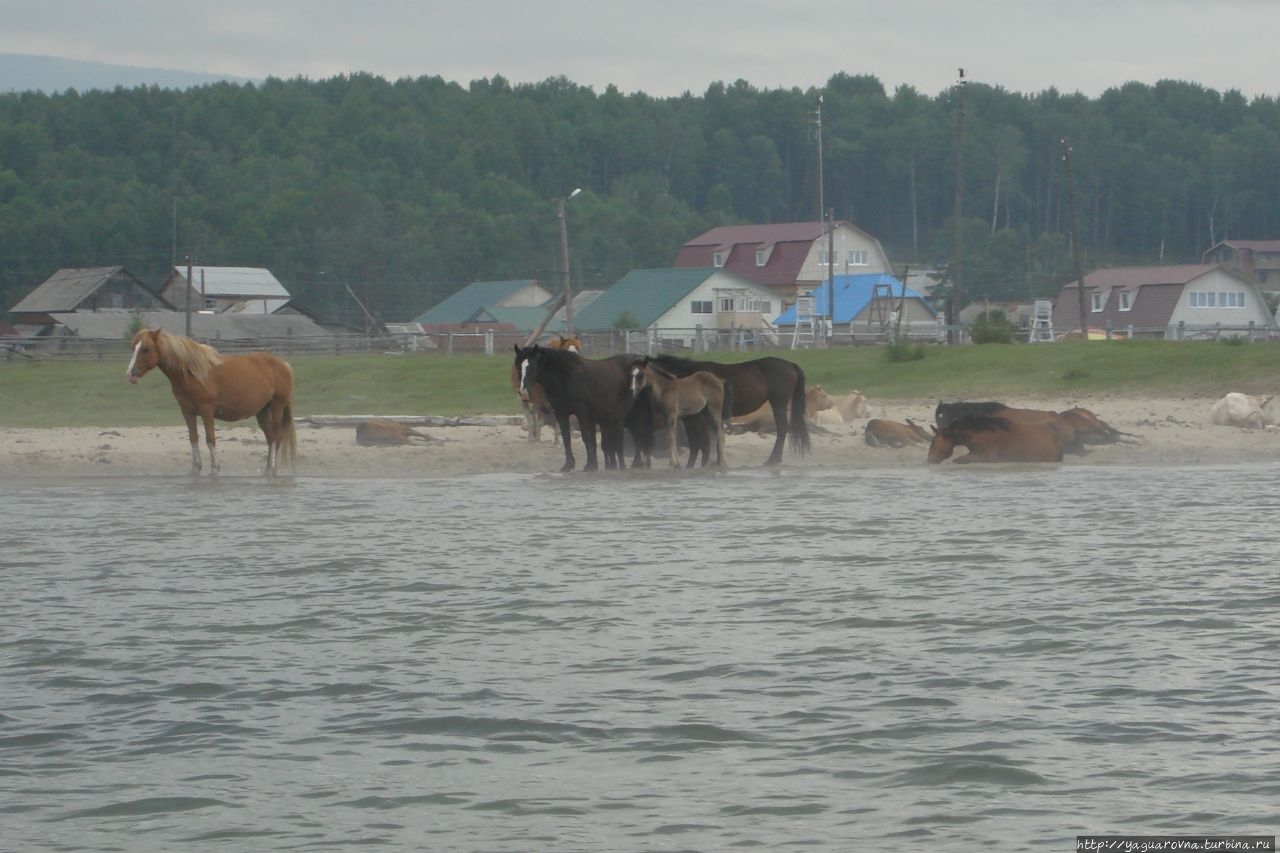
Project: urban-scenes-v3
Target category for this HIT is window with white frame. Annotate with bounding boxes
[755,249,767,267]
[817,249,830,266]
[712,252,725,268]
[719,297,736,312]
[847,249,868,266]
[1187,291,1213,308]
[690,300,713,314]
[1118,290,1132,311]
[1219,291,1246,308]
[1090,291,1104,312]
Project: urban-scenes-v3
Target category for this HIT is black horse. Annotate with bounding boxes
[651,354,810,466]
[514,344,652,472]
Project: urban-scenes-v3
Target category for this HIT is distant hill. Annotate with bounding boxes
[0,52,257,93]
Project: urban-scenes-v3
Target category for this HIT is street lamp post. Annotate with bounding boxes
[558,188,582,333]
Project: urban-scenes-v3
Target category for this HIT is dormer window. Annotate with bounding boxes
[755,250,767,267]
[1118,291,1132,311]
[1090,291,1104,312]
[712,252,725,268]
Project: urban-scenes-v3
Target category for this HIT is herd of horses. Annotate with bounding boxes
[124,327,1135,476]
[512,338,811,471]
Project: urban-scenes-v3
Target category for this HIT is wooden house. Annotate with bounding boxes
[9,267,171,331]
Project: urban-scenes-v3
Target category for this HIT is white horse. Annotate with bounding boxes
[1209,392,1277,429]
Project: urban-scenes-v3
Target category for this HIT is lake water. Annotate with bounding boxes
[3,465,1278,851]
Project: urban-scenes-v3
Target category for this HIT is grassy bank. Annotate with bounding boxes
[1,339,1277,428]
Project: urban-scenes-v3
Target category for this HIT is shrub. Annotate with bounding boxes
[969,309,1017,344]
[885,341,927,363]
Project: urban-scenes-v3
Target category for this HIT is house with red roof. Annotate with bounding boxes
[673,221,892,305]
[1052,264,1275,340]
[1202,239,1280,289]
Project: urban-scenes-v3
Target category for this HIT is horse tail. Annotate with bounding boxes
[788,365,811,455]
[280,360,298,472]
[280,399,298,471]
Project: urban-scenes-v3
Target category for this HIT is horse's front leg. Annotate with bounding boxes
[666,416,680,470]
[555,411,575,472]
[182,410,202,474]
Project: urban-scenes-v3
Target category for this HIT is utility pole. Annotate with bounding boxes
[184,255,193,336]
[827,208,835,345]
[1062,138,1091,341]
[558,188,581,333]
[949,68,967,345]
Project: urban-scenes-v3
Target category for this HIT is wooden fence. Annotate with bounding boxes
[5,319,1280,364]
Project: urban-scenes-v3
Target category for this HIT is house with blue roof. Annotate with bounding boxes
[774,273,938,341]
[572,267,782,347]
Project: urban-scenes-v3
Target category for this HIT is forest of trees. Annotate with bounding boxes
[1,70,1278,327]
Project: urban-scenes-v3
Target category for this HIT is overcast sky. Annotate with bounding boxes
[2,0,1278,100]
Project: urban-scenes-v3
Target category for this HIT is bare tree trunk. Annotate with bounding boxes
[991,163,1002,233]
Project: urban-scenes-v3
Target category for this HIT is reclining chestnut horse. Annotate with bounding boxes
[936,400,1135,452]
[935,401,1081,453]
[927,414,1066,464]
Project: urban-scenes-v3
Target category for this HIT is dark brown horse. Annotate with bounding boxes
[126,328,296,475]
[514,344,650,472]
[650,354,809,466]
[927,414,1065,464]
[511,333,582,442]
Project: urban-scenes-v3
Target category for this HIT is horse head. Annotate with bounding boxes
[126,328,163,384]
[550,333,583,354]
[513,343,541,401]
[925,423,955,464]
[629,356,652,397]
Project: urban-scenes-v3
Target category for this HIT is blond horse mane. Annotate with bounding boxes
[153,328,224,384]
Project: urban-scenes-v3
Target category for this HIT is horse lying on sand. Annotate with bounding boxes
[864,418,931,448]
[126,327,296,476]
[927,414,1066,464]
[934,400,1136,454]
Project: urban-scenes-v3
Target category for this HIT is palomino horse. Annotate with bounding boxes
[927,415,1065,464]
[515,344,649,472]
[126,328,296,475]
[650,354,809,466]
[864,418,931,448]
[511,333,582,442]
[630,359,727,470]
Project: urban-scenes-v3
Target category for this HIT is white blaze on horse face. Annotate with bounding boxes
[630,366,644,396]
[126,341,142,384]
[518,359,531,401]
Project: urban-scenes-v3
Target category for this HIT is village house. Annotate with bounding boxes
[572,267,782,349]
[1052,264,1276,339]
[8,267,172,334]
[673,221,893,306]
[158,265,293,315]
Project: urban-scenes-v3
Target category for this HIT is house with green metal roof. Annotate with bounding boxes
[572,267,781,347]
[413,279,553,325]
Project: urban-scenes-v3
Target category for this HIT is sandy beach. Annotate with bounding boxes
[2,393,1277,479]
